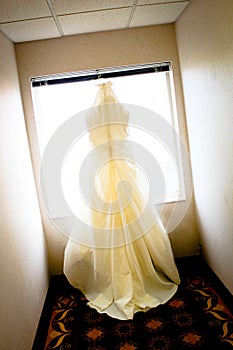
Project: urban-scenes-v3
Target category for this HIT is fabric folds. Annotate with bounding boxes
[63,82,180,320]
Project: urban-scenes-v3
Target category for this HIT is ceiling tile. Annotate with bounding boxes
[138,0,188,4]
[59,8,131,35]
[51,0,133,15]
[130,2,188,27]
[0,0,51,23]
[0,18,60,43]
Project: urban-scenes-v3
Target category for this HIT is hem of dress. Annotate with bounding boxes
[86,284,179,320]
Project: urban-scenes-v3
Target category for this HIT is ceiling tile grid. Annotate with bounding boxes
[59,8,132,36]
[131,2,189,27]
[0,0,51,23]
[0,0,190,43]
[138,0,187,4]
[52,0,134,15]
[0,17,60,43]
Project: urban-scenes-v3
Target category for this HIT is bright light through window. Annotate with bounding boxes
[32,64,185,212]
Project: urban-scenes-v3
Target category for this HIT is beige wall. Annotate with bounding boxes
[0,31,49,349]
[176,0,233,293]
[15,24,199,274]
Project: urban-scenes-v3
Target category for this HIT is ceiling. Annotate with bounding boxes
[0,0,190,43]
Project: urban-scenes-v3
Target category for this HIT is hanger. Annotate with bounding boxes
[96,77,107,85]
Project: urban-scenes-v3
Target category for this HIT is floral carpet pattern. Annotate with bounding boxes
[43,259,233,350]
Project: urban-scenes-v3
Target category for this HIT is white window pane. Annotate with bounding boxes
[32,65,185,211]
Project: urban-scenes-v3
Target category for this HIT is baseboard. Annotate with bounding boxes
[32,276,61,350]
[175,255,233,315]
[200,258,233,315]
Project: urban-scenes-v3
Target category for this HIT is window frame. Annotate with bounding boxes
[31,62,186,220]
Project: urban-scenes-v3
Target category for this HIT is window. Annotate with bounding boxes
[31,62,186,219]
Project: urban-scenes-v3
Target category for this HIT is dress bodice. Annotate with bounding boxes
[86,82,129,145]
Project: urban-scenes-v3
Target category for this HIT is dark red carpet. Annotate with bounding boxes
[33,257,233,350]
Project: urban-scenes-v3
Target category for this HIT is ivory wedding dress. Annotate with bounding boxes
[63,82,180,320]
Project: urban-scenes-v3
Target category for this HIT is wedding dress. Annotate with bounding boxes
[63,82,180,320]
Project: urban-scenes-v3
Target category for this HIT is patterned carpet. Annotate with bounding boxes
[35,257,233,350]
